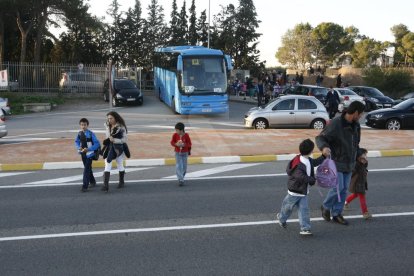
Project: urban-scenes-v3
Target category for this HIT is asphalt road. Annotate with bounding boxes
[1,157,414,275]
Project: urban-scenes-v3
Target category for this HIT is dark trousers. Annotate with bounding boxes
[257,94,263,106]
[81,154,95,189]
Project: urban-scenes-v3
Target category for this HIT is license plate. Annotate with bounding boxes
[384,104,391,107]
[202,108,212,112]
[127,98,136,101]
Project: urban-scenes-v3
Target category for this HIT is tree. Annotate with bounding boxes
[122,0,145,66]
[233,0,262,70]
[312,22,353,67]
[391,24,410,65]
[276,23,314,70]
[351,38,383,67]
[177,0,188,45]
[399,32,414,65]
[188,0,198,45]
[213,4,237,55]
[168,0,180,45]
[196,10,208,47]
[106,0,123,63]
[143,0,167,66]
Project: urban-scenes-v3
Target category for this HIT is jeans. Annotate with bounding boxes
[279,194,311,231]
[175,152,188,182]
[81,154,95,189]
[323,171,351,217]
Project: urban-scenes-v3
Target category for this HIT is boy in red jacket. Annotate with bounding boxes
[170,122,192,186]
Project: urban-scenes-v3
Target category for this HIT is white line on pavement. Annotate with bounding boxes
[23,168,151,185]
[163,163,262,179]
[0,172,33,178]
[1,211,413,242]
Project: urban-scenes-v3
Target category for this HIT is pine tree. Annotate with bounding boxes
[123,0,145,66]
[106,0,122,63]
[177,0,188,45]
[188,0,198,45]
[196,10,208,47]
[168,0,180,45]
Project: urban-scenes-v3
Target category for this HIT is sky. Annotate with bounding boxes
[85,0,414,67]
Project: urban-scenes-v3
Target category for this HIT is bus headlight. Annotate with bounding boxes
[184,86,195,93]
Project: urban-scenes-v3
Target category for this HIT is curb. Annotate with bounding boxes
[1,149,413,171]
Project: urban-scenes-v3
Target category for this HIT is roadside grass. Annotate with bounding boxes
[0,92,65,115]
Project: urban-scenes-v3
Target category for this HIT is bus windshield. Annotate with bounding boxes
[182,56,226,94]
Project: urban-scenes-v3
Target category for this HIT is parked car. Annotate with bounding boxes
[59,72,104,93]
[393,92,414,105]
[334,88,365,112]
[0,97,11,115]
[0,113,7,138]
[103,78,143,107]
[244,95,329,129]
[283,85,329,104]
[347,86,394,111]
[365,98,414,130]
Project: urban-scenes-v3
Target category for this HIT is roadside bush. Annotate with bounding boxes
[363,67,412,98]
[0,92,65,115]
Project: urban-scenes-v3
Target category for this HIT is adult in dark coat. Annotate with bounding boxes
[326,87,340,119]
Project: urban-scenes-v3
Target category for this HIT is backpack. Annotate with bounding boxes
[316,157,341,202]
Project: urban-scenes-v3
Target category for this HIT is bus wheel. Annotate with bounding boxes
[171,98,178,114]
[158,89,162,102]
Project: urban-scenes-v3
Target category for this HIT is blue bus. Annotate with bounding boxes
[153,46,233,114]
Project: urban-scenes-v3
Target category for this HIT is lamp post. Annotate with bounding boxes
[207,0,210,48]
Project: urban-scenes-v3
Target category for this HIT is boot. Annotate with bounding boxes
[117,171,125,188]
[101,171,110,192]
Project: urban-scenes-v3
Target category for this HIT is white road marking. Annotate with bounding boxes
[407,164,414,168]
[163,163,262,179]
[0,172,33,178]
[0,137,53,141]
[23,168,151,185]
[1,211,413,242]
[145,125,200,130]
[2,166,414,189]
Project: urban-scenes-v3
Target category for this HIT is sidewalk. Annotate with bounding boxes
[1,128,414,171]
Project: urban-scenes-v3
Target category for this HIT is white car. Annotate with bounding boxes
[0,97,11,115]
[0,114,7,138]
[244,95,329,129]
[334,88,365,112]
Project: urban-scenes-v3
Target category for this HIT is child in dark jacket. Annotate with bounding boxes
[344,148,372,219]
[277,139,328,235]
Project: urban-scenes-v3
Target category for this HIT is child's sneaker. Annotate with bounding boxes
[363,212,372,220]
[343,202,349,211]
[299,229,312,235]
[276,213,287,228]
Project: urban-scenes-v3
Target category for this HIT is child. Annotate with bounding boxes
[170,122,192,186]
[277,139,327,235]
[75,118,100,192]
[344,148,372,219]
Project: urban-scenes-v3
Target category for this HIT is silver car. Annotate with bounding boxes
[59,72,104,93]
[0,114,7,138]
[244,95,329,129]
[334,88,365,112]
[0,97,11,115]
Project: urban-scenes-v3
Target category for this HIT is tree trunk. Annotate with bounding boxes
[34,7,48,63]
[16,11,34,85]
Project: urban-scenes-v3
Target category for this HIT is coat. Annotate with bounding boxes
[349,161,368,194]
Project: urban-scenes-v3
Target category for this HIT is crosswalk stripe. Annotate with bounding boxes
[0,172,33,178]
[24,168,151,185]
[163,163,262,179]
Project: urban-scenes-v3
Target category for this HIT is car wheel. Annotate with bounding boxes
[253,118,268,129]
[112,97,117,107]
[311,119,326,130]
[103,93,108,102]
[386,119,401,130]
[138,98,143,106]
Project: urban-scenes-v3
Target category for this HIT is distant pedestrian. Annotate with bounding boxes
[316,101,365,225]
[257,80,264,106]
[336,74,342,88]
[170,122,192,186]
[326,87,340,119]
[344,148,372,219]
[101,111,128,192]
[75,118,100,192]
[277,139,329,235]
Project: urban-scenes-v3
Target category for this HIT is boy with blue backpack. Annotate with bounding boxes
[75,118,100,192]
[277,139,329,235]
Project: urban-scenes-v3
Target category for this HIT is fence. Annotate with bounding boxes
[0,62,154,96]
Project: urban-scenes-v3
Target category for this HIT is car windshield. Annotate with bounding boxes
[182,56,227,94]
[393,99,414,110]
[114,80,136,89]
[364,87,384,97]
[337,89,357,96]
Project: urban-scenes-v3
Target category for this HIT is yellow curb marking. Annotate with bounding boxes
[380,149,414,157]
[1,163,44,171]
[164,158,176,165]
[188,157,203,164]
[240,155,277,162]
